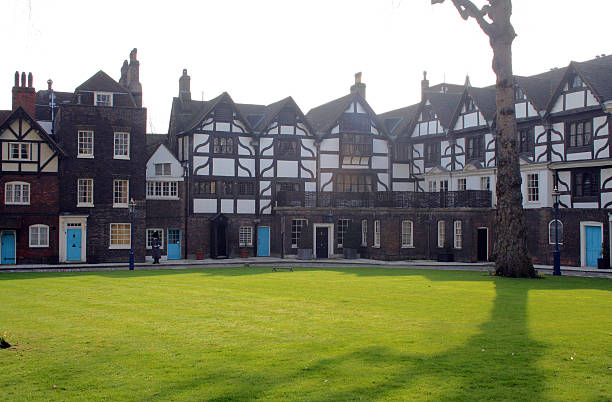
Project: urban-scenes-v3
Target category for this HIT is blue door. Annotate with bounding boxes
[257,226,270,257]
[585,226,602,267]
[167,229,181,260]
[67,228,82,261]
[1,231,16,265]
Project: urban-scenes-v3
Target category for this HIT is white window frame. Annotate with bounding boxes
[454,220,462,249]
[373,220,381,248]
[429,181,438,192]
[146,228,164,249]
[9,142,31,161]
[457,178,467,191]
[401,220,414,248]
[527,173,539,202]
[109,223,131,249]
[548,220,564,245]
[77,130,94,158]
[291,219,308,248]
[29,224,49,248]
[4,181,30,205]
[361,219,367,247]
[439,180,448,192]
[77,178,94,207]
[146,181,179,200]
[113,179,129,207]
[95,92,113,107]
[480,176,490,191]
[337,219,350,248]
[438,220,446,248]
[239,226,253,247]
[154,163,172,176]
[113,132,130,160]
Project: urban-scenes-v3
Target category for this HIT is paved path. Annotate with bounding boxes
[1,257,610,278]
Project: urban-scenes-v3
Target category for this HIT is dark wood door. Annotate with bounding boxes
[477,228,488,261]
[316,227,328,259]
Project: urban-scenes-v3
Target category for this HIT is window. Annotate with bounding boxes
[438,221,446,248]
[454,221,462,249]
[361,220,367,246]
[213,137,234,154]
[424,142,440,166]
[337,219,350,248]
[195,181,216,195]
[277,182,300,192]
[339,114,370,132]
[146,229,164,249]
[9,143,30,161]
[29,225,49,248]
[394,143,411,162]
[155,163,172,176]
[238,181,255,196]
[278,108,296,125]
[572,169,600,200]
[514,85,526,101]
[428,181,438,193]
[480,176,490,191]
[548,220,564,245]
[110,223,131,249]
[466,136,484,160]
[568,73,583,89]
[220,181,233,196]
[77,178,94,206]
[335,174,372,192]
[5,182,30,205]
[239,227,253,247]
[465,97,476,112]
[113,180,129,207]
[401,220,413,248]
[214,104,233,122]
[276,139,297,157]
[95,92,112,106]
[114,132,130,159]
[440,180,448,192]
[567,120,592,149]
[527,173,539,202]
[518,128,534,154]
[373,220,381,247]
[457,178,467,191]
[291,219,308,248]
[78,130,94,157]
[341,134,373,156]
[146,181,178,199]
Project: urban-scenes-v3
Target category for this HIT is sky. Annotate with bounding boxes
[2,0,612,133]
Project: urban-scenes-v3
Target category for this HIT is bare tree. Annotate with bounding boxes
[432,0,536,277]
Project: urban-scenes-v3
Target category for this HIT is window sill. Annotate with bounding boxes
[113,156,130,160]
[401,245,415,249]
[29,245,49,248]
[113,204,129,208]
[146,196,180,200]
[373,245,381,249]
[77,203,94,208]
[8,158,32,162]
[109,244,131,250]
[5,202,30,206]
[77,154,94,159]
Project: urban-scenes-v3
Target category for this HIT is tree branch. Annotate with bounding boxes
[432,0,494,37]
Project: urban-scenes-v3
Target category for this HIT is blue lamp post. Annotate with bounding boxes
[129,198,136,271]
[552,186,561,276]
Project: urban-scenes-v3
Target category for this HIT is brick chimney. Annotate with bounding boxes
[12,71,36,116]
[179,69,191,102]
[350,72,366,99]
[421,71,429,100]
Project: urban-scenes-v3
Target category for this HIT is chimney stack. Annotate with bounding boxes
[126,48,142,107]
[179,69,191,102]
[421,71,429,100]
[350,72,366,99]
[12,71,36,117]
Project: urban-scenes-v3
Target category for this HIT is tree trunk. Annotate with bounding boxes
[490,34,536,278]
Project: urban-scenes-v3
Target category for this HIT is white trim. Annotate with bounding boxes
[8,142,31,161]
[146,228,164,250]
[0,230,17,264]
[401,220,414,248]
[313,223,334,258]
[580,221,603,267]
[4,181,30,205]
[113,179,129,208]
[454,220,462,249]
[373,220,381,248]
[77,130,94,158]
[59,216,87,263]
[548,220,564,245]
[77,178,94,207]
[109,223,131,249]
[29,224,49,248]
[94,92,113,107]
[113,132,130,160]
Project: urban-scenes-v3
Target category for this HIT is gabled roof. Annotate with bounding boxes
[254,96,315,135]
[76,70,131,94]
[426,91,463,129]
[306,92,387,136]
[574,55,612,103]
[181,92,257,134]
[378,103,420,136]
[0,107,66,156]
[146,134,168,160]
[0,110,11,126]
[516,68,566,113]
[467,86,497,122]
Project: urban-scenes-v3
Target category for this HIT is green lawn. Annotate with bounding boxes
[0,268,610,401]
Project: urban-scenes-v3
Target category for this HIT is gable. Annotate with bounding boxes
[146,144,183,179]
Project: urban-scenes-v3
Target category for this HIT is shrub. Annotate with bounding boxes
[343,221,362,249]
[298,223,313,249]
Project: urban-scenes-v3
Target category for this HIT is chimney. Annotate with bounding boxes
[350,72,366,98]
[179,69,191,102]
[421,71,429,100]
[12,71,36,117]
[125,48,143,107]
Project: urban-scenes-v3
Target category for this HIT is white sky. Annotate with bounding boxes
[2,0,611,133]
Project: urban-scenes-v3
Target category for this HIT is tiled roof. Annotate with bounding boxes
[306,93,354,133]
[427,91,463,129]
[145,134,168,159]
[575,54,612,102]
[378,104,420,136]
[468,86,497,122]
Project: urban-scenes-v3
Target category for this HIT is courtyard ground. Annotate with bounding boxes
[0,267,610,400]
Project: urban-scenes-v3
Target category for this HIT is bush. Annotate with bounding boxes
[343,221,362,249]
[298,223,313,249]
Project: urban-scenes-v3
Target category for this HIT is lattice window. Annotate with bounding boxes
[78,178,94,206]
[5,182,30,205]
[527,173,539,202]
[29,225,49,248]
[337,219,350,248]
[291,219,308,248]
[113,180,129,206]
[401,220,413,248]
[78,131,94,157]
[114,132,130,159]
[110,223,131,248]
[239,227,253,247]
[454,221,462,249]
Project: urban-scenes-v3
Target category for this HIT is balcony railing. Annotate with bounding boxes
[276,190,492,209]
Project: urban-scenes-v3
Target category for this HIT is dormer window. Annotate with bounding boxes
[465,98,476,112]
[568,73,583,90]
[421,105,433,121]
[214,104,233,122]
[339,114,370,132]
[95,92,112,107]
[514,85,526,101]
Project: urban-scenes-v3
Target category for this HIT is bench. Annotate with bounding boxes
[272,267,293,272]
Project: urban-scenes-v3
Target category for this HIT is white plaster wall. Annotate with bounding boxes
[551,144,565,162]
[558,171,572,193]
[260,138,274,156]
[216,122,231,132]
[586,90,599,107]
[260,159,274,177]
[193,134,209,152]
[534,145,547,162]
[320,154,339,169]
[320,173,333,191]
[464,113,478,127]
[527,103,537,117]
[280,125,293,135]
[393,182,413,191]
[261,204,272,215]
[237,159,255,177]
[221,199,234,213]
[320,138,339,152]
[535,126,546,144]
[146,145,183,179]
[301,160,316,178]
[377,173,389,190]
[233,120,248,133]
[373,139,387,154]
[574,202,599,209]
[237,199,255,214]
[305,182,317,192]
[212,158,235,176]
[441,157,451,169]
[356,102,366,114]
[594,139,610,159]
[565,91,585,110]
[372,156,388,170]
[193,156,209,175]
[277,160,298,178]
[393,164,411,179]
[260,181,271,196]
[551,96,564,113]
[371,125,379,135]
[454,116,463,131]
[566,152,591,161]
[238,137,254,155]
[515,103,526,119]
[301,139,316,157]
[331,125,339,134]
[194,199,217,213]
[414,159,425,174]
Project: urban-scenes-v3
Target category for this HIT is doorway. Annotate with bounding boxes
[584,225,602,267]
[257,226,270,257]
[167,229,181,260]
[66,228,82,261]
[315,226,329,259]
[477,228,488,261]
[1,231,16,264]
[210,214,228,258]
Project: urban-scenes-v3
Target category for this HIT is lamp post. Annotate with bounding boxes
[552,186,561,276]
[129,197,136,271]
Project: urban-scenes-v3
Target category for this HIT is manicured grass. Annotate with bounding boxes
[0,268,610,401]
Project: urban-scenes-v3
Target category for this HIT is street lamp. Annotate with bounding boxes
[129,197,136,271]
[552,186,561,276]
